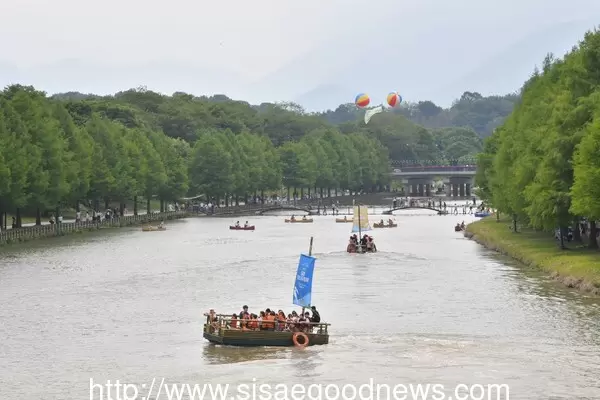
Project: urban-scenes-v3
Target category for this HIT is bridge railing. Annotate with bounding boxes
[391,165,476,173]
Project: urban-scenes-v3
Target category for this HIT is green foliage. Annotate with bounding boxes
[476,29,600,242]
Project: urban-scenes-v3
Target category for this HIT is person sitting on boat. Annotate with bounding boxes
[297,312,309,333]
[366,236,374,252]
[247,314,259,330]
[290,215,296,221]
[244,221,249,227]
[460,221,465,230]
[347,236,357,252]
[302,215,307,220]
[235,221,240,227]
[276,310,286,331]
[388,218,394,226]
[379,219,384,226]
[158,220,165,228]
[228,313,239,329]
[258,311,265,328]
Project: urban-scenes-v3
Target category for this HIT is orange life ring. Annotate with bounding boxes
[292,332,309,348]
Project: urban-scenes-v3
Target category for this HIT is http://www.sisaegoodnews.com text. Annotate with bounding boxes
[89,378,510,400]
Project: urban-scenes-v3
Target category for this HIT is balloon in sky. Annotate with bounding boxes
[355,93,370,108]
[386,92,402,107]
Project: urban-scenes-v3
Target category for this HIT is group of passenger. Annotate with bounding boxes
[377,219,395,226]
[207,305,321,334]
[289,215,309,221]
[234,221,250,227]
[347,234,376,253]
[454,221,466,231]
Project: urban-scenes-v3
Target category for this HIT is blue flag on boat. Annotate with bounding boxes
[293,254,316,307]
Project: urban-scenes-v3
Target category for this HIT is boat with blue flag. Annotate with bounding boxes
[347,205,377,253]
[202,237,330,347]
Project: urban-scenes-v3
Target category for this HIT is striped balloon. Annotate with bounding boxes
[355,93,370,108]
[387,92,401,107]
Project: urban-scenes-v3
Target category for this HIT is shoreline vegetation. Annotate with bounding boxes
[465,217,600,295]
[473,29,600,295]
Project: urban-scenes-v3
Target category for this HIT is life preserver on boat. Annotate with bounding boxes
[292,332,309,347]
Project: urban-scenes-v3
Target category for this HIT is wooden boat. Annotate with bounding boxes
[285,218,313,223]
[229,225,255,230]
[335,217,352,223]
[373,222,397,228]
[346,205,377,253]
[203,317,329,347]
[142,225,166,232]
[203,237,330,347]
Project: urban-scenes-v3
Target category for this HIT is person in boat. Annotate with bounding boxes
[310,306,320,323]
[235,220,240,227]
[239,305,249,320]
[379,219,384,226]
[388,218,394,226]
[302,215,307,220]
[228,313,239,329]
[208,309,219,333]
[158,220,165,228]
[290,215,296,221]
[366,236,374,252]
[276,310,286,331]
[460,221,465,230]
[244,221,249,227]
[343,215,348,221]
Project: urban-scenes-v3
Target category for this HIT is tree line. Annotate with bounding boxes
[475,29,600,249]
[0,85,390,227]
[54,87,484,166]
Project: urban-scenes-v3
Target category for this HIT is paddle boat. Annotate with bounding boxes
[142,224,166,232]
[335,216,352,223]
[230,225,255,230]
[454,222,466,232]
[229,221,255,230]
[373,219,397,228]
[474,211,492,218]
[285,215,313,223]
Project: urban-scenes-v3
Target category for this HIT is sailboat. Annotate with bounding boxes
[347,205,377,253]
[202,237,330,347]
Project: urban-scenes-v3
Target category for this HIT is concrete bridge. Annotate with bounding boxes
[389,164,477,198]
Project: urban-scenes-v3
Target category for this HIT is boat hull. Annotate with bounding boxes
[203,329,329,347]
[229,226,255,230]
[373,223,397,228]
[285,219,313,223]
[142,226,166,232]
[335,219,352,223]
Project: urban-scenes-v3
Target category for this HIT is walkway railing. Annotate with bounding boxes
[0,211,188,244]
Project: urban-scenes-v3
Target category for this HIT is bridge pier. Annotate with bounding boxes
[404,178,434,197]
[466,183,471,197]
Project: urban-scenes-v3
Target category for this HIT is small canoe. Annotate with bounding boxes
[229,225,255,230]
[285,218,313,223]
[373,223,397,228]
[335,218,352,223]
[142,225,166,232]
[454,226,465,232]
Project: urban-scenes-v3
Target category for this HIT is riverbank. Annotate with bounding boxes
[0,211,188,246]
[465,217,600,295]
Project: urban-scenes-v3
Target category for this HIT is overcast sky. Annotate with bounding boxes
[2,0,600,108]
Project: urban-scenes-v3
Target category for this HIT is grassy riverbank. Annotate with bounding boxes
[465,217,600,295]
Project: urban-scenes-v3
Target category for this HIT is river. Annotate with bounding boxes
[1,210,599,399]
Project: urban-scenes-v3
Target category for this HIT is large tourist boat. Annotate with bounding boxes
[203,237,330,347]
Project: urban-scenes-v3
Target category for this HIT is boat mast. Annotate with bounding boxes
[358,204,362,251]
